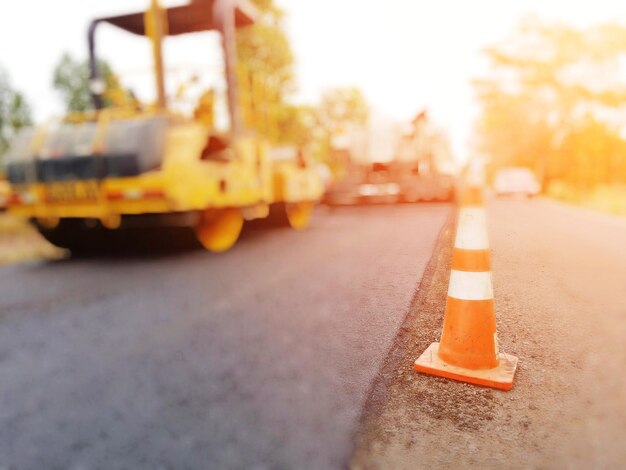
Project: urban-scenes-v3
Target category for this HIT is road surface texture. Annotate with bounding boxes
[352,197,626,469]
[0,204,450,469]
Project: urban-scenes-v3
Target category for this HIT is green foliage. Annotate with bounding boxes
[274,104,318,147]
[318,87,369,132]
[0,67,32,159]
[235,0,369,171]
[237,0,295,142]
[475,18,626,192]
[314,87,369,176]
[52,52,131,113]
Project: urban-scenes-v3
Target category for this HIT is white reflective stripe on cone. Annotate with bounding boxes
[455,208,489,250]
[448,270,494,301]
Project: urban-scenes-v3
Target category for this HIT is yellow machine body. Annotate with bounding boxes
[9,120,321,220]
[7,112,323,252]
[5,0,323,251]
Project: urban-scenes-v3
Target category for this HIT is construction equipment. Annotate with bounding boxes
[324,111,455,205]
[366,111,455,203]
[4,0,323,252]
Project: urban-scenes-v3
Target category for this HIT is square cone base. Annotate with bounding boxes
[413,342,518,391]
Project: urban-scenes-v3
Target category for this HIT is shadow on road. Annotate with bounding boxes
[29,203,453,266]
[40,222,293,264]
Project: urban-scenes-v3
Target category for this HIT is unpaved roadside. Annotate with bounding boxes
[0,214,63,265]
[351,198,626,469]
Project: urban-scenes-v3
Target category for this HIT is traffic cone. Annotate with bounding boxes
[413,185,518,391]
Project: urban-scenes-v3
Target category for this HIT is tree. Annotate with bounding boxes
[0,67,32,159]
[273,104,319,147]
[52,52,132,113]
[474,18,626,192]
[235,2,371,165]
[317,87,369,134]
[314,87,369,177]
[237,0,295,143]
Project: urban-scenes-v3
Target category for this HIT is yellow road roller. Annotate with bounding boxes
[4,0,323,252]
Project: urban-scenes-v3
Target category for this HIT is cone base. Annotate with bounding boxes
[413,342,518,391]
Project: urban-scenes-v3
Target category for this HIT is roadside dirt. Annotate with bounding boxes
[0,215,63,265]
[350,199,626,469]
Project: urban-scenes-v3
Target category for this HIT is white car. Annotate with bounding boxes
[494,167,540,197]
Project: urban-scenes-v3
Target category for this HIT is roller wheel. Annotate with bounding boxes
[38,223,198,255]
[285,202,314,230]
[36,219,96,253]
[196,208,244,252]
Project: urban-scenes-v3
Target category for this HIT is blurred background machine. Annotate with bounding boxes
[324,110,456,205]
[3,0,323,253]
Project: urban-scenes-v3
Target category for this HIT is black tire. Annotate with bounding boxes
[36,219,200,256]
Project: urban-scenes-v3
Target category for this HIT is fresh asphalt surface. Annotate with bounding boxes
[352,197,626,468]
[0,204,450,469]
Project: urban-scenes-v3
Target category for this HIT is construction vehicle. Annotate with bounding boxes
[4,0,323,252]
[388,110,455,202]
[325,110,455,205]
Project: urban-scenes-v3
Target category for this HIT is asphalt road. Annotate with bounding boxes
[352,197,626,469]
[0,204,450,469]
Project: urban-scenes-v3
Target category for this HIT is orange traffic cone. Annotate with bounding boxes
[413,185,518,391]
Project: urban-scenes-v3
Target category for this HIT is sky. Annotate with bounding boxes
[1,0,625,161]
